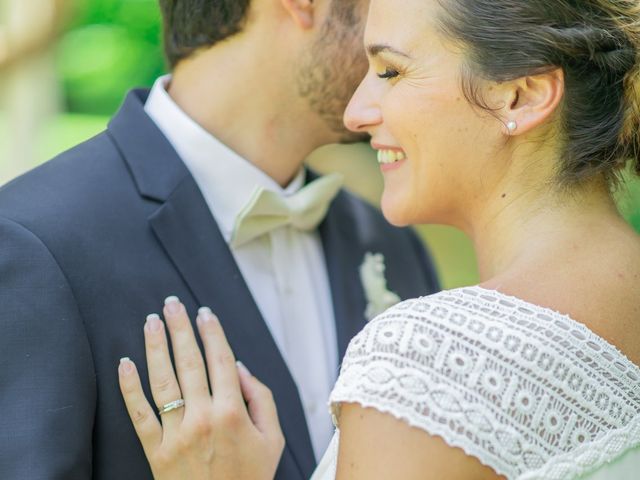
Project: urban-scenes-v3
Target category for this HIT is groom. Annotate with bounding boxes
[0,0,439,479]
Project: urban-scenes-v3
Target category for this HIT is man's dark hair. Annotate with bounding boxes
[159,1,362,69]
[158,1,252,68]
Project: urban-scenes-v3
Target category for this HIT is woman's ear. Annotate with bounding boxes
[280,0,315,30]
[501,68,565,136]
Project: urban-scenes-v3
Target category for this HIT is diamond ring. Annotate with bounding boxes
[158,399,185,415]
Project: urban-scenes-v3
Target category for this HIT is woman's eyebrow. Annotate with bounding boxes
[366,43,413,59]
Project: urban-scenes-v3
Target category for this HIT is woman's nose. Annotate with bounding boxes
[343,75,383,134]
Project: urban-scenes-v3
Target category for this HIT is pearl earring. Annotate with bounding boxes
[507,121,517,132]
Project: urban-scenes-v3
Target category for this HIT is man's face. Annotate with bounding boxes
[296,0,371,143]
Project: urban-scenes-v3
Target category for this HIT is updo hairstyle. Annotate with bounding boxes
[438,0,640,185]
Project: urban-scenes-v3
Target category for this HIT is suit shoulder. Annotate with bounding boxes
[0,131,119,195]
[0,131,134,224]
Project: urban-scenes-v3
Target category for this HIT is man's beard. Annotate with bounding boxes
[295,6,370,144]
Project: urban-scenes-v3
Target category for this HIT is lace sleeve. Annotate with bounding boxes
[329,288,640,480]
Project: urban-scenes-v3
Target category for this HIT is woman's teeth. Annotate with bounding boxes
[377,149,407,164]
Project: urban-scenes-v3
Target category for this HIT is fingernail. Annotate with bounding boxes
[119,357,134,375]
[146,313,162,333]
[164,296,180,314]
[236,361,251,376]
[198,306,214,322]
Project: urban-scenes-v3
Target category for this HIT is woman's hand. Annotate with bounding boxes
[117,296,285,480]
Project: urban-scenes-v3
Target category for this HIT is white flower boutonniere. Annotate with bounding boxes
[359,252,401,321]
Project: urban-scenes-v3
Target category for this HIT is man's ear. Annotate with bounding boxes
[280,0,315,30]
[501,68,565,136]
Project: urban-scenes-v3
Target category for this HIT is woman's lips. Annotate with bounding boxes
[380,159,406,172]
[376,147,407,172]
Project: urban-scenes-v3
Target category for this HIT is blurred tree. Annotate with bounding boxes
[0,0,69,69]
[617,172,640,233]
[56,0,165,115]
[0,0,70,180]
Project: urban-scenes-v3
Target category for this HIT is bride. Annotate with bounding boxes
[117,0,640,478]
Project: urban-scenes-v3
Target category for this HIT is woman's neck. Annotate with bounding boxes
[470,177,621,282]
[468,175,640,365]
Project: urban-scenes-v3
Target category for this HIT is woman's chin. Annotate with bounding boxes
[381,196,414,227]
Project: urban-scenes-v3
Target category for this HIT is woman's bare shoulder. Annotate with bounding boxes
[483,228,640,365]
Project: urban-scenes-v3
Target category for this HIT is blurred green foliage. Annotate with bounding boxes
[57,0,165,115]
[618,174,640,232]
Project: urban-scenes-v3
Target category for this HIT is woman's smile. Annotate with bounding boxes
[375,144,408,172]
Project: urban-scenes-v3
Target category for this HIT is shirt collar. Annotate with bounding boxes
[144,75,306,242]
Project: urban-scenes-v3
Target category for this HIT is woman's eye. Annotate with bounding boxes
[377,67,400,80]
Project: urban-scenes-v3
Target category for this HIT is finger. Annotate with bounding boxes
[144,313,184,429]
[118,357,162,452]
[196,308,244,407]
[163,296,210,404]
[236,361,283,442]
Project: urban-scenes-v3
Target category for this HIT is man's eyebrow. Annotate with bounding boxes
[366,44,413,59]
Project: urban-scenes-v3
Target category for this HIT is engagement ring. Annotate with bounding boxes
[158,399,185,415]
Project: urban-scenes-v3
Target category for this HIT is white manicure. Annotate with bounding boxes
[164,295,180,305]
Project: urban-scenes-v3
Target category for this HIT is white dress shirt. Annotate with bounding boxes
[145,76,338,460]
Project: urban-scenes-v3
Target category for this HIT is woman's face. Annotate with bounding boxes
[344,0,507,228]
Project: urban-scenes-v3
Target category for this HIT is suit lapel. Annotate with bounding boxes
[318,190,369,360]
[148,179,316,476]
[109,90,316,478]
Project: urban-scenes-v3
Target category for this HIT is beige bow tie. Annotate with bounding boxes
[230,173,344,248]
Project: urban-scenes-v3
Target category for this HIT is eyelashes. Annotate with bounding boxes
[377,67,400,79]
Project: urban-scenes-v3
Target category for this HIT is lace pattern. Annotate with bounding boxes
[329,287,640,479]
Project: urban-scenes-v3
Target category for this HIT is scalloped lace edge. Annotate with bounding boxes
[332,393,640,480]
[330,393,513,479]
[518,416,640,479]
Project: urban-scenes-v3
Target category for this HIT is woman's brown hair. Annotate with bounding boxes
[438,0,640,185]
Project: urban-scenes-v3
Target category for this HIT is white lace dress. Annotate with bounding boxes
[311,287,640,480]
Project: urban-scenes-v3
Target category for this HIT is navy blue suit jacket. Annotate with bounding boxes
[0,90,439,479]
